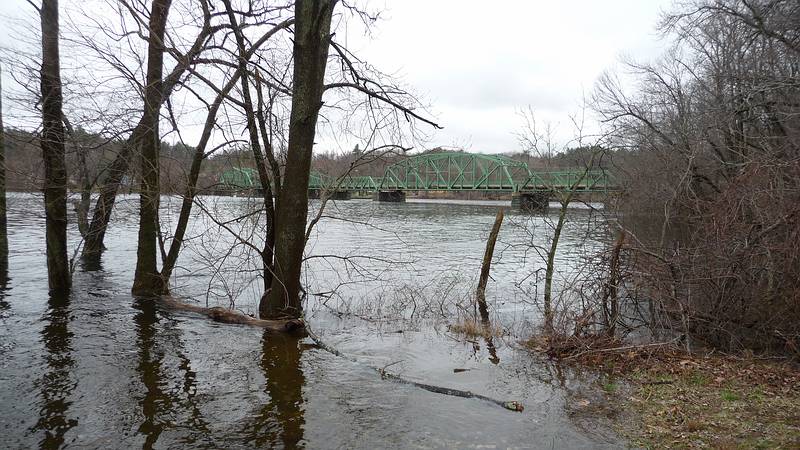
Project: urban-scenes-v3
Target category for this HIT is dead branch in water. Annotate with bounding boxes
[476,208,504,323]
[158,297,305,334]
[305,325,524,412]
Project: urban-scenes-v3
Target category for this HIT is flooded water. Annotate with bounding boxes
[0,193,623,449]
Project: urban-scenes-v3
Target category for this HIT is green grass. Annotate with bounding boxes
[602,381,618,393]
[721,389,740,401]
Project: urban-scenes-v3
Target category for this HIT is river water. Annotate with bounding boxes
[0,193,623,449]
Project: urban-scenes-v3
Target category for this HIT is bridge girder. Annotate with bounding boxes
[381,151,531,191]
[217,152,615,194]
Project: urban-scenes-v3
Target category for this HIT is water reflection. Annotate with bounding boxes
[246,332,306,448]
[133,298,173,449]
[0,251,8,314]
[132,298,214,448]
[79,252,103,272]
[30,293,77,449]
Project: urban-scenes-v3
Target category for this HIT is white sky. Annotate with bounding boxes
[338,0,674,152]
[0,0,674,154]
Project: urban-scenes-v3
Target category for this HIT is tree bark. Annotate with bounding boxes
[132,0,171,297]
[264,0,335,319]
[39,0,71,293]
[476,208,504,323]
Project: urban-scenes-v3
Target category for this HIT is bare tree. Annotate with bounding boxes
[515,106,613,336]
[38,0,71,293]
[82,0,223,257]
[262,0,337,319]
[0,63,7,269]
[131,0,172,296]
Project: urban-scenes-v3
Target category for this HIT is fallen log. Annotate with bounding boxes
[158,297,305,334]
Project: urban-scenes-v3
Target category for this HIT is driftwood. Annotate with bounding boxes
[158,297,305,334]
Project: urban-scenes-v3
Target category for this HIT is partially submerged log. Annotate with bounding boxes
[158,297,305,334]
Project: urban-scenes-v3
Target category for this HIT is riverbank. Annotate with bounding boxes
[545,344,800,448]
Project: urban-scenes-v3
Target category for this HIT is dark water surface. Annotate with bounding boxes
[0,193,622,449]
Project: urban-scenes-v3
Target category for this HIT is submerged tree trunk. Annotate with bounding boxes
[543,199,566,334]
[82,142,133,255]
[132,0,171,297]
[39,0,70,293]
[264,0,335,319]
[476,208,504,323]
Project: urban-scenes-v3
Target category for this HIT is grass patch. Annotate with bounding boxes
[527,339,800,448]
[720,389,740,402]
[602,381,618,393]
[580,350,800,449]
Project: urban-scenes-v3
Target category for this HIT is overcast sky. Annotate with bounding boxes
[0,0,674,154]
[340,0,674,152]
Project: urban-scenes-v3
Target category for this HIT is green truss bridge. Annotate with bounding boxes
[218,151,615,209]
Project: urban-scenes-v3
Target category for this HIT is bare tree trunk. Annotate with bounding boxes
[159,76,239,287]
[543,198,566,334]
[73,139,91,237]
[602,230,625,336]
[476,208,504,323]
[132,0,171,297]
[264,0,335,319]
[82,142,133,255]
[0,63,7,269]
[39,0,70,293]
[253,76,279,303]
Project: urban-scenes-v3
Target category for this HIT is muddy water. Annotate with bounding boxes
[0,193,622,449]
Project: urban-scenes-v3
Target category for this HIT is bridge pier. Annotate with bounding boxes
[512,192,549,211]
[374,190,406,202]
[309,189,351,200]
[329,190,351,200]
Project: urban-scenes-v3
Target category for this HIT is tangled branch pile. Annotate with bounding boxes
[598,0,800,353]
